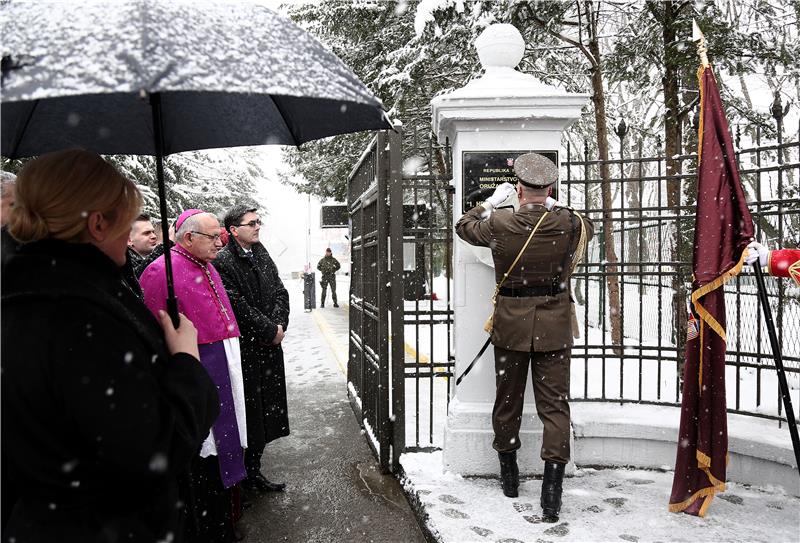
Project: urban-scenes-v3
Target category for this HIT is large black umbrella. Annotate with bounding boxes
[1,0,391,323]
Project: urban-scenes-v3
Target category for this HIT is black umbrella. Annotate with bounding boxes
[1,0,392,324]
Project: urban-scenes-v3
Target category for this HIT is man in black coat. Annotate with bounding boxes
[119,215,158,299]
[127,214,158,276]
[215,205,290,493]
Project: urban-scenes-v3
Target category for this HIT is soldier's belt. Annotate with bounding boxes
[498,285,565,297]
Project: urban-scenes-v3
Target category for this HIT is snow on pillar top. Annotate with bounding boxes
[430,23,590,142]
[475,24,525,72]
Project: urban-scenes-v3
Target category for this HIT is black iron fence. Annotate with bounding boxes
[348,114,799,472]
[564,111,800,425]
[401,134,454,452]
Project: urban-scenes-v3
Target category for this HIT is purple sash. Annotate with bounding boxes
[198,341,246,489]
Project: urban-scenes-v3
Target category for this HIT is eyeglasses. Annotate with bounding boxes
[190,231,223,241]
[235,219,262,228]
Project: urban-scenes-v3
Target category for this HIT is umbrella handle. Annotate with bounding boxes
[150,92,181,329]
[167,295,180,328]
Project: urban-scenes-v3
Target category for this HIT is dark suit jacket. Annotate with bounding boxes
[456,203,594,352]
[215,239,291,447]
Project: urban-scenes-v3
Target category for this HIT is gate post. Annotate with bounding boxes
[430,24,588,476]
[375,131,392,471]
[387,127,406,471]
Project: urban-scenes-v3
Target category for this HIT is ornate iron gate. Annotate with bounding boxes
[347,129,454,472]
[347,130,403,472]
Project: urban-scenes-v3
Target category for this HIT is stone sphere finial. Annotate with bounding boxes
[475,24,525,70]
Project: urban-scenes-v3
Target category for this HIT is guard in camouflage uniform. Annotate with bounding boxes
[456,152,593,522]
[317,248,341,308]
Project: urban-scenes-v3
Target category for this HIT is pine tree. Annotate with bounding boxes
[107,149,263,219]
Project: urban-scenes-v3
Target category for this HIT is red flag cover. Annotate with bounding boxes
[768,249,800,285]
[668,66,754,517]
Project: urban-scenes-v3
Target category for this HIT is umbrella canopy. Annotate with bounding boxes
[1,0,392,158]
[1,0,392,325]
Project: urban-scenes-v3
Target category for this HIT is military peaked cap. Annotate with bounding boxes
[513,153,559,187]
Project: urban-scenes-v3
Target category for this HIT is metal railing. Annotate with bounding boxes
[563,112,800,425]
[347,127,454,470]
[400,133,454,451]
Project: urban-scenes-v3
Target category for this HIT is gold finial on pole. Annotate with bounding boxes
[693,19,710,68]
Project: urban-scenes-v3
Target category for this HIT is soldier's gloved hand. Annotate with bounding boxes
[744,241,769,266]
[483,182,516,210]
[544,196,564,211]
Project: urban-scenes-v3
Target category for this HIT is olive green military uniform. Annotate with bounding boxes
[317,254,341,306]
[456,203,593,463]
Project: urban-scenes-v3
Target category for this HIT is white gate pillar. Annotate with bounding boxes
[431,24,588,475]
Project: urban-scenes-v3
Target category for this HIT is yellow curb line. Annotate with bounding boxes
[403,340,447,374]
[404,342,430,364]
[311,309,348,376]
[313,304,441,375]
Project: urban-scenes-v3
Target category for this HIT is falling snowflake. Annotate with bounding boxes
[149,452,168,473]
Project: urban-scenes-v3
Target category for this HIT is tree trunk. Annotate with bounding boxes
[662,0,687,378]
[587,8,623,353]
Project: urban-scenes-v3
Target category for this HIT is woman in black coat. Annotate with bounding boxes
[1,150,219,543]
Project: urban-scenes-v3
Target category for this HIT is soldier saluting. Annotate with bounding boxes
[456,152,593,522]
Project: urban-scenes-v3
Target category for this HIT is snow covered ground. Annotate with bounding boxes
[575,277,800,368]
[400,450,800,543]
[300,276,799,542]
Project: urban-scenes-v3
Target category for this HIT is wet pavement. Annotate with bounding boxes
[240,282,426,542]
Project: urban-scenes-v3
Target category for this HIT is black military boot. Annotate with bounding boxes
[498,451,519,498]
[540,460,565,522]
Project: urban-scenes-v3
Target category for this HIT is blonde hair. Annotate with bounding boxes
[8,149,142,243]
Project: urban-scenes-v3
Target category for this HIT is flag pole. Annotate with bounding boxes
[692,20,710,69]
[751,262,800,476]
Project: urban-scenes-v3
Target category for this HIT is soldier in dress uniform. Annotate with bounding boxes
[456,152,593,522]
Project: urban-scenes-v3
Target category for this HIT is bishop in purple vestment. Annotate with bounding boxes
[140,209,247,542]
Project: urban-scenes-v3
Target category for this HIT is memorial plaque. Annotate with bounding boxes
[461,150,558,213]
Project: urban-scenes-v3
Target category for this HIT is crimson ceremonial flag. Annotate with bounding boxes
[668,66,754,517]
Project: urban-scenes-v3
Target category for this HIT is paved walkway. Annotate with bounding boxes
[240,281,425,542]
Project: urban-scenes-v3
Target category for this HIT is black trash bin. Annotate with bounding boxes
[303,272,316,311]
